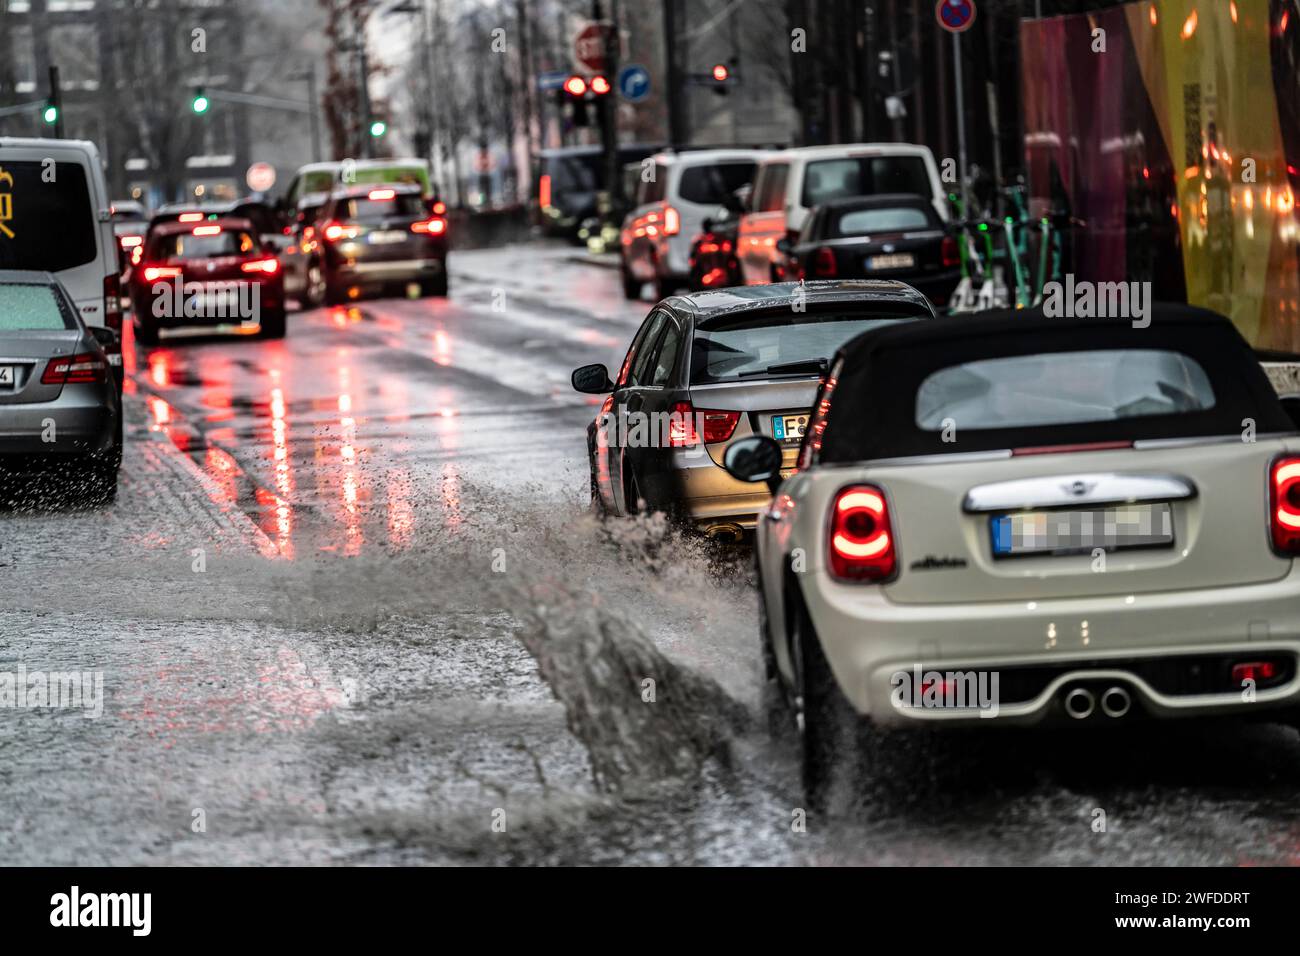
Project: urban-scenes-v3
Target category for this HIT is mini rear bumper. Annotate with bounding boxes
[802,565,1300,727]
[0,387,117,457]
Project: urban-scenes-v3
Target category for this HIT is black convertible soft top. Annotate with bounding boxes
[812,304,1293,464]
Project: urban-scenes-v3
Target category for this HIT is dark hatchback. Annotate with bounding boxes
[782,194,961,307]
[317,184,448,303]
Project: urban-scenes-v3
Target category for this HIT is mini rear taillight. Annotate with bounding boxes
[43,352,107,385]
[813,246,837,278]
[411,217,447,235]
[667,401,739,446]
[240,257,280,274]
[1270,456,1300,554]
[828,484,896,581]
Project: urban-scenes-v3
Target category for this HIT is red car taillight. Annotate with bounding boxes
[828,484,896,581]
[813,246,837,278]
[322,221,358,242]
[240,257,280,275]
[1270,456,1300,554]
[667,401,740,447]
[940,234,960,267]
[141,265,182,283]
[42,352,108,385]
[663,206,681,236]
[411,217,446,235]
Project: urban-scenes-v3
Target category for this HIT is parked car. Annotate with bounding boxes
[317,183,448,303]
[570,280,935,540]
[0,138,125,388]
[129,217,286,344]
[783,194,962,307]
[724,305,1300,812]
[619,149,768,299]
[0,270,122,503]
[736,143,948,286]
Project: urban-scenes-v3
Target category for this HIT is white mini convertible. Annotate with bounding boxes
[724,305,1300,811]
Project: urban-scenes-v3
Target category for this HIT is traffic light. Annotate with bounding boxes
[590,75,611,96]
[562,75,589,127]
[711,63,733,96]
[42,102,58,124]
[192,89,210,114]
[369,120,387,138]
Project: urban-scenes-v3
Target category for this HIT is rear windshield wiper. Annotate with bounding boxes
[737,358,829,378]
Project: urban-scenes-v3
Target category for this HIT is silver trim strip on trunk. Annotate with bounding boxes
[962,472,1197,514]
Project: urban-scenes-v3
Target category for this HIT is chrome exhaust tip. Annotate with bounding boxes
[1100,686,1132,719]
[1064,687,1096,720]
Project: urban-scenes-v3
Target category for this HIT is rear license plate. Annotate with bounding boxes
[990,502,1174,558]
[867,253,915,270]
[0,366,14,387]
[772,413,809,444]
[368,230,407,244]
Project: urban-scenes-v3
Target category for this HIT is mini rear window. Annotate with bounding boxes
[834,206,931,236]
[0,283,74,331]
[916,349,1216,431]
[0,160,98,273]
[691,311,917,385]
[151,230,257,260]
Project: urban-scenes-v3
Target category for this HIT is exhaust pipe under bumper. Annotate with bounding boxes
[1064,687,1095,720]
[704,523,744,544]
[1100,685,1132,719]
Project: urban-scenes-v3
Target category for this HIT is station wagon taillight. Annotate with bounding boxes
[667,401,740,446]
[103,272,122,333]
[43,352,107,385]
[1270,456,1300,554]
[828,484,896,581]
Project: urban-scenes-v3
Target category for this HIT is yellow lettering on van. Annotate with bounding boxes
[0,166,14,238]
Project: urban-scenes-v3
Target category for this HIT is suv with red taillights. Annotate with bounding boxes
[129,217,285,344]
[317,184,448,304]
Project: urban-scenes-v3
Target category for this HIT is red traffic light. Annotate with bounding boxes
[563,75,587,97]
[590,75,611,95]
[711,64,730,82]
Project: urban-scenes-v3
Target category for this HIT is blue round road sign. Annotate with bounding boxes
[618,64,651,103]
[936,0,976,32]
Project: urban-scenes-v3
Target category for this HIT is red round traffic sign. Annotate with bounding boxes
[574,22,614,73]
[936,0,976,32]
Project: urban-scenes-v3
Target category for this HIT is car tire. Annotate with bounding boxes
[260,307,286,339]
[323,277,346,307]
[421,272,448,297]
[653,267,675,301]
[620,260,642,300]
[589,468,607,518]
[758,586,793,739]
[794,593,873,816]
[303,261,326,308]
[134,319,159,347]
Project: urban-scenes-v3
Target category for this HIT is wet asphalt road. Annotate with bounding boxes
[2,242,1300,865]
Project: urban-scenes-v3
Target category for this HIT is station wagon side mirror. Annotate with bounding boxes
[88,326,119,349]
[723,435,784,494]
[1280,394,1300,429]
[571,363,615,394]
[774,237,792,255]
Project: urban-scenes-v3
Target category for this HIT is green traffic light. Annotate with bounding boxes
[192,94,209,114]
[42,105,58,124]
[369,120,387,138]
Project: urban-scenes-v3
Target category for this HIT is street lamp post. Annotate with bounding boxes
[288,68,322,163]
